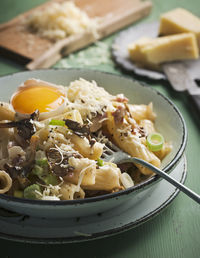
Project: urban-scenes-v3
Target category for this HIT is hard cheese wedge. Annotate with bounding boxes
[128,38,160,69]
[159,8,200,49]
[128,37,151,63]
[128,33,199,68]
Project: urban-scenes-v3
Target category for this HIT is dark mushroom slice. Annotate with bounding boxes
[89,112,107,133]
[4,135,39,180]
[64,119,90,137]
[46,147,82,177]
[0,110,39,146]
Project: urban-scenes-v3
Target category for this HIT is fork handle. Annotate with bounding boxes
[121,158,200,204]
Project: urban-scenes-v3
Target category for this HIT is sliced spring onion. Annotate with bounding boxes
[49,119,65,126]
[32,165,44,176]
[14,190,23,198]
[43,174,59,186]
[97,158,104,166]
[120,173,134,189]
[146,133,164,152]
[35,158,48,167]
[24,184,41,200]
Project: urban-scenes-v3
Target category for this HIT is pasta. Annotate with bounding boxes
[106,111,161,175]
[83,163,122,191]
[0,78,172,200]
[0,102,15,121]
[0,170,12,194]
[64,157,96,186]
[60,183,85,200]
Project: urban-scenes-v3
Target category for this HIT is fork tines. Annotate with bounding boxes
[104,140,120,152]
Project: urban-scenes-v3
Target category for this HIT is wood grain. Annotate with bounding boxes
[0,0,152,69]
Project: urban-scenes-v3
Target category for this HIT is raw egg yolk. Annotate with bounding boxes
[11,85,65,114]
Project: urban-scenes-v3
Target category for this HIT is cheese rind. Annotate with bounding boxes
[159,8,200,48]
[128,33,199,67]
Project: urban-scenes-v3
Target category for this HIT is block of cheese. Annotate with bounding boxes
[159,8,200,48]
[128,38,150,63]
[128,33,199,68]
[128,38,160,70]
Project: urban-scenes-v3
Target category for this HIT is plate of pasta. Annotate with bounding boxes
[0,68,187,220]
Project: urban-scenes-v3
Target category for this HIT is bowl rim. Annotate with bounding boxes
[0,68,187,206]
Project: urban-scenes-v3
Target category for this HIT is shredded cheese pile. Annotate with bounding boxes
[66,78,116,119]
[26,1,99,41]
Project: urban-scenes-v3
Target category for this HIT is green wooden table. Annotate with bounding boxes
[0,1,199,257]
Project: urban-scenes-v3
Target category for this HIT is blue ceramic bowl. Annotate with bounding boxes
[0,69,187,218]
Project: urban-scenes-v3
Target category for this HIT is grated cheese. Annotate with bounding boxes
[54,41,115,68]
[26,1,99,41]
[66,78,116,119]
[96,130,109,144]
[37,183,62,200]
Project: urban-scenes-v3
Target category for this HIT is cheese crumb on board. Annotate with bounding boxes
[128,33,199,67]
[26,1,99,41]
[54,41,114,69]
[159,8,200,49]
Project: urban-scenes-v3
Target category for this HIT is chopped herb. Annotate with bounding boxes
[32,165,44,176]
[49,119,65,126]
[14,190,24,198]
[35,158,48,167]
[43,174,59,186]
[97,158,104,166]
[24,184,41,200]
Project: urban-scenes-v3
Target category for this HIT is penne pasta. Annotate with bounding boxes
[154,142,172,160]
[127,102,156,122]
[69,134,103,160]
[64,157,96,186]
[0,170,12,194]
[0,102,15,121]
[83,163,121,191]
[60,183,85,200]
[139,119,156,135]
[106,112,160,175]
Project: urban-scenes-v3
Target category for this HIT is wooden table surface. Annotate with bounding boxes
[0,0,199,257]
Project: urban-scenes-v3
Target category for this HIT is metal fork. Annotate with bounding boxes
[101,142,200,204]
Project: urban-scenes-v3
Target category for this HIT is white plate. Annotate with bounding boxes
[0,155,186,244]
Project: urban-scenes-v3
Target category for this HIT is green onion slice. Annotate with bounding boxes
[97,158,104,166]
[14,190,23,198]
[49,119,65,126]
[146,133,164,152]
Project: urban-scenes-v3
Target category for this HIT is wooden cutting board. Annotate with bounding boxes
[0,0,152,70]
